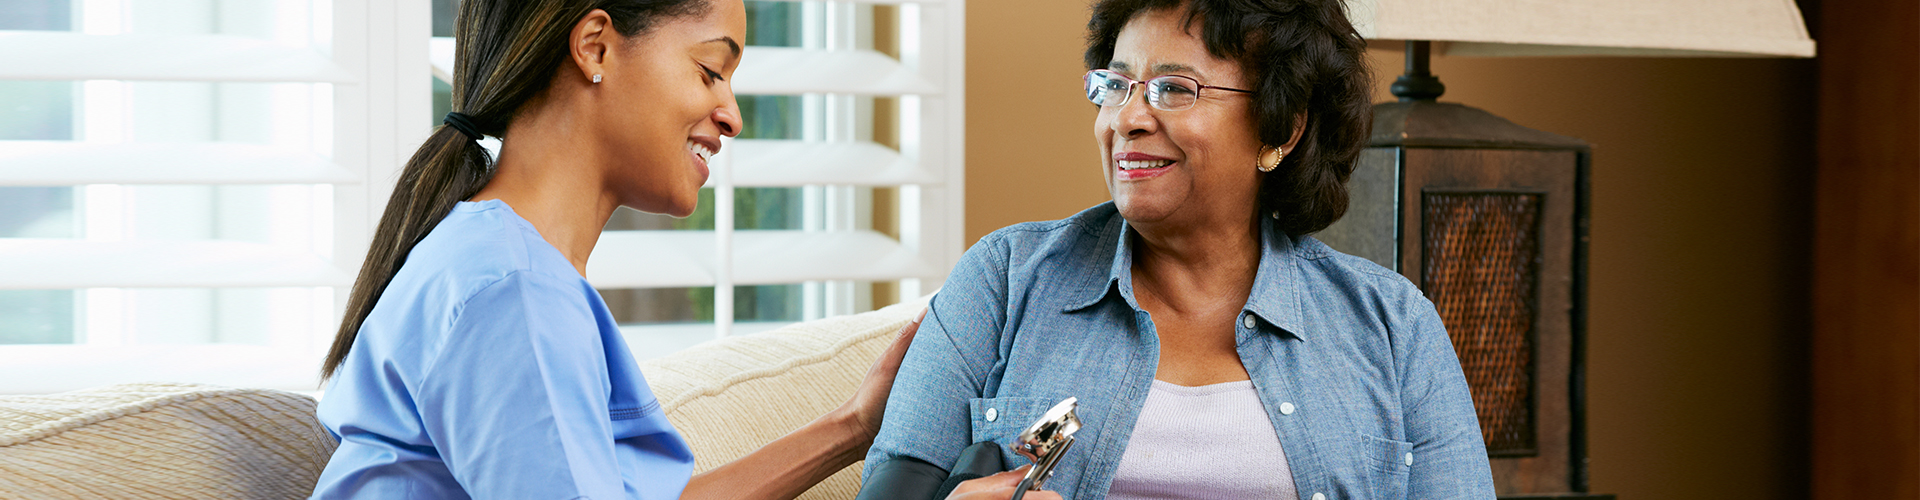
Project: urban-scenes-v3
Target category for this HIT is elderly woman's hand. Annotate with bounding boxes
[946,467,1064,500]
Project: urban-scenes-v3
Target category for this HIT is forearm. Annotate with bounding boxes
[681,409,870,500]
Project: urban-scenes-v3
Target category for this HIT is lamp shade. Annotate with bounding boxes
[1348,0,1815,58]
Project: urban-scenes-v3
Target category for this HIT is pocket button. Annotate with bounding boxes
[986,408,998,422]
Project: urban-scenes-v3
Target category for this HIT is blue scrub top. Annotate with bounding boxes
[312,200,695,499]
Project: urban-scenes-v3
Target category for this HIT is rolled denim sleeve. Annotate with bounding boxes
[1397,292,1498,498]
[862,235,1012,480]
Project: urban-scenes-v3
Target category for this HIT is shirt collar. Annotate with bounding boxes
[1062,212,1314,341]
[1246,215,1310,340]
[1062,214,1139,313]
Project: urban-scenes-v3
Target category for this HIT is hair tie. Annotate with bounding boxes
[442,112,483,141]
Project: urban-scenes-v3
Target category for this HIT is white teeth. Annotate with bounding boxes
[1117,160,1172,170]
[687,141,715,163]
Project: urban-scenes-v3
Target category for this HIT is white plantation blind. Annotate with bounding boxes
[0,0,962,394]
[430,0,967,339]
[0,0,428,394]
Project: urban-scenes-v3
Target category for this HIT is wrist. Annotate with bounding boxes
[818,407,873,467]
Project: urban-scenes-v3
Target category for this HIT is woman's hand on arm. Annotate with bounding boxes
[946,467,1063,500]
[678,307,926,500]
[844,307,930,443]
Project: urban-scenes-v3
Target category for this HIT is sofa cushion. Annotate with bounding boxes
[640,296,928,500]
[0,297,922,500]
[0,382,335,499]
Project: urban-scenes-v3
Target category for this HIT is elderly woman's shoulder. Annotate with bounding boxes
[974,202,1122,250]
[957,203,1123,281]
[1288,234,1425,296]
[1282,236,1442,336]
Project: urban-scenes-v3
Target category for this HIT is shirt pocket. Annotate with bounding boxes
[1360,433,1412,499]
[968,397,1058,450]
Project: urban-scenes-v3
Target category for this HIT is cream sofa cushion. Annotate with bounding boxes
[0,297,922,499]
[641,296,927,500]
[0,382,336,499]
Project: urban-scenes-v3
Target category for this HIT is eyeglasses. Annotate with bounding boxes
[1083,69,1252,111]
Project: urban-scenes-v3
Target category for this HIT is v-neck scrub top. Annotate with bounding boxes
[312,200,694,500]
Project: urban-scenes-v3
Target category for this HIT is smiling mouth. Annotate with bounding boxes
[687,140,715,163]
[1117,160,1172,171]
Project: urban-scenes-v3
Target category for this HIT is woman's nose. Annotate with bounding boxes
[715,89,743,138]
[1113,89,1157,138]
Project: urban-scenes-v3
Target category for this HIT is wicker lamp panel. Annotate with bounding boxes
[1422,192,1543,456]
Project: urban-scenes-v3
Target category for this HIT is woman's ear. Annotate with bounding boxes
[1280,112,1309,151]
[571,9,614,84]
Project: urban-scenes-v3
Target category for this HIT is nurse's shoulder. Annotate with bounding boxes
[354,200,584,362]
[404,199,579,285]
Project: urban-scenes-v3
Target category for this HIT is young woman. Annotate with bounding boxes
[309,1,1058,498]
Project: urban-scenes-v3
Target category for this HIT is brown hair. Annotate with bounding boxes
[1085,0,1373,235]
[322,0,711,380]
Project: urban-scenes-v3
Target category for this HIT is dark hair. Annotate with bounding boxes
[1085,0,1372,235]
[322,0,710,381]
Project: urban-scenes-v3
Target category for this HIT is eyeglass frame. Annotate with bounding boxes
[1083,69,1254,111]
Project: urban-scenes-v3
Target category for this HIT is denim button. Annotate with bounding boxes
[1280,402,1296,415]
[1405,452,1415,466]
[1312,493,1326,500]
[1242,314,1256,328]
[985,408,998,422]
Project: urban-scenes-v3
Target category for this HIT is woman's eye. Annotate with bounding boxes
[699,66,724,85]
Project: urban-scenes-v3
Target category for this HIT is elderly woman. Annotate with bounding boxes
[860,0,1495,498]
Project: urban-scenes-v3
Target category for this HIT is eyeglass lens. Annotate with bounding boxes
[1084,70,1202,111]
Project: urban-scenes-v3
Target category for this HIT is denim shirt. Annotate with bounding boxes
[863,202,1495,499]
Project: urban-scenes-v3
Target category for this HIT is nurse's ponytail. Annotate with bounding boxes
[322,0,711,381]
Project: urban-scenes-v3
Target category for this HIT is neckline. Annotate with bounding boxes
[1150,378,1255,396]
[455,198,511,212]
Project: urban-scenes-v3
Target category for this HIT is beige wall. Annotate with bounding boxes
[964,1,1818,499]
[963,0,1104,241]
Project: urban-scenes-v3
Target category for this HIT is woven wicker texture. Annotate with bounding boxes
[1422,192,1541,455]
[639,296,927,500]
[0,382,335,499]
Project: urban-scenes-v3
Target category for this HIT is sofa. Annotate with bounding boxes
[0,297,925,499]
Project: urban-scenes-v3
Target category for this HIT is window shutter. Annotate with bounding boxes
[0,0,428,394]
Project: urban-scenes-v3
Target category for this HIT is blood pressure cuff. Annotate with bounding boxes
[857,441,1006,500]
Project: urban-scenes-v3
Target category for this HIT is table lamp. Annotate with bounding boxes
[1318,1,1815,498]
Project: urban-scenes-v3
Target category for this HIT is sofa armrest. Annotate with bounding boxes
[640,295,931,500]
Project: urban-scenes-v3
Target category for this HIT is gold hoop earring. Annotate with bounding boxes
[1257,145,1285,172]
